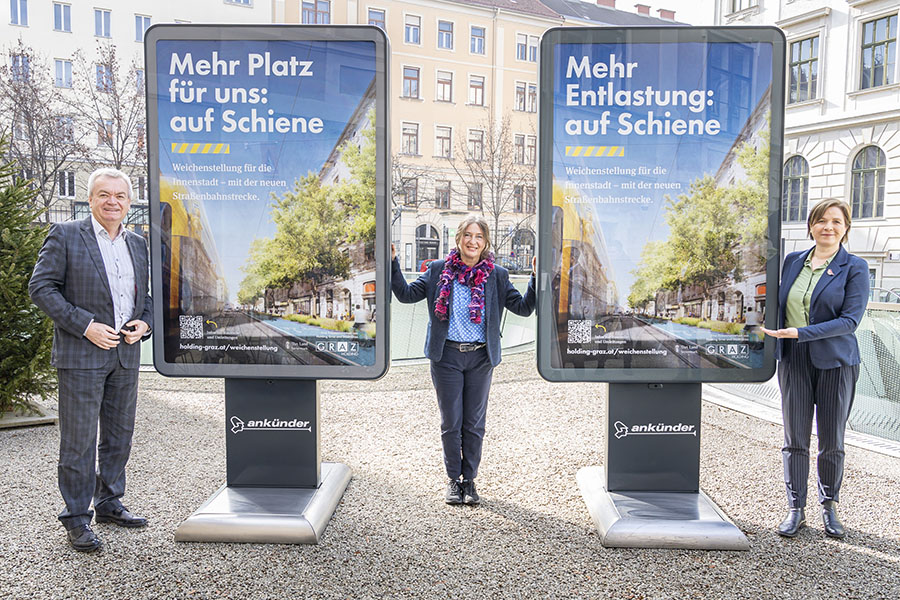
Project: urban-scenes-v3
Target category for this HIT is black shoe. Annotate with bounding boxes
[66,524,101,552]
[95,505,148,528]
[777,508,806,537]
[445,479,463,505]
[822,501,846,539]
[460,479,480,505]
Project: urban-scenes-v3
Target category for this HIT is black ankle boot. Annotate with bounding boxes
[822,501,845,538]
[777,508,806,537]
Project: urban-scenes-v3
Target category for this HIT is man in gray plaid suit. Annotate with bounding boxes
[29,168,153,552]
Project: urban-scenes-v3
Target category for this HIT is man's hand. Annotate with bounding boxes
[122,319,150,344]
[759,326,799,339]
[532,256,537,276]
[85,322,120,350]
[391,243,396,261]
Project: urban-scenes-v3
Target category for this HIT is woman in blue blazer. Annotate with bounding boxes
[391,215,536,505]
[761,199,869,539]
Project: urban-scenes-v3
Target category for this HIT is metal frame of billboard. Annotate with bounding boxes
[536,26,785,384]
[145,25,390,380]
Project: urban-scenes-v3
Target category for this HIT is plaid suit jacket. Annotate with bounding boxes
[29,217,153,369]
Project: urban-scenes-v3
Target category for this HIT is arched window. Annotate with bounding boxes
[415,224,440,270]
[851,146,886,219]
[782,155,808,222]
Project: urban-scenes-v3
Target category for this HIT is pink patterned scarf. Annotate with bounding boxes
[434,249,495,324]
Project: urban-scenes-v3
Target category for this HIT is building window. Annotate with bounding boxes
[516,34,527,61]
[861,15,897,90]
[73,201,91,220]
[525,186,536,213]
[11,53,30,81]
[403,178,418,206]
[438,21,453,50]
[528,36,538,62]
[302,0,330,24]
[526,135,536,165]
[401,122,418,155]
[96,64,112,92]
[402,66,419,98]
[514,134,526,164]
[788,36,818,103]
[513,186,523,212]
[55,59,72,87]
[135,175,147,201]
[527,83,537,113]
[58,170,76,198]
[53,3,71,32]
[405,15,420,44]
[436,70,452,102]
[225,0,253,5]
[469,75,484,106]
[56,116,74,143]
[368,8,385,29]
[850,146,886,219]
[471,26,485,55]
[135,15,151,42]
[468,183,482,209]
[435,126,452,158]
[468,129,484,160]
[729,0,757,12]
[94,9,111,37]
[781,156,808,222]
[435,181,451,209]
[10,0,27,25]
[98,119,114,145]
[136,68,145,93]
[515,82,526,111]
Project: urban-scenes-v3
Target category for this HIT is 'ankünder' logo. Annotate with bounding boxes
[230,416,312,434]
[614,420,697,439]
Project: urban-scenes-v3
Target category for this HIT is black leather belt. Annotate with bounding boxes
[446,340,486,352]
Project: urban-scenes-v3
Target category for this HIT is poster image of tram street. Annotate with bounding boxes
[155,39,378,367]
[550,40,775,370]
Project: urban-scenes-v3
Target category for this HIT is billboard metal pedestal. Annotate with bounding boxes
[175,379,351,544]
[577,383,749,551]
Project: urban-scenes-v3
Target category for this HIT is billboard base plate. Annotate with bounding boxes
[577,466,749,551]
[174,462,351,544]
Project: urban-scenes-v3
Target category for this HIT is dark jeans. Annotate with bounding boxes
[430,344,494,480]
[778,339,858,508]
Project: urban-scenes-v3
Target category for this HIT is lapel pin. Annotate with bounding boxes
[827,269,834,276]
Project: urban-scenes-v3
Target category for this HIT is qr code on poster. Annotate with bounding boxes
[567,320,592,344]
[179,315,204,340]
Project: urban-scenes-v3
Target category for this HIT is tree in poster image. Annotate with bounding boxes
[628,131,770,313]
[238,116,377,305]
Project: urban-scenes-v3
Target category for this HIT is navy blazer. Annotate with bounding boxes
[29,217,153,369]
[776,245,869,369]
[391,257,536,367]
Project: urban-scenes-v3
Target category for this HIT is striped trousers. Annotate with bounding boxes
[778,339,858,508]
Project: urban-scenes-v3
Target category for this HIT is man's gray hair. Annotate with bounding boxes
[87,168,133,199]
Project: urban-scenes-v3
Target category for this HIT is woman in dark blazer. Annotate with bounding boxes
[391,215,536,505]
[761,199,869,539]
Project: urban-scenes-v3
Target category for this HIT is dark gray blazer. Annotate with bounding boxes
[29,217,153,369]
[391,257,536,367]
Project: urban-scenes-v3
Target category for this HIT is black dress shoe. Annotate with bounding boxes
[67,524,101,552]
[445,479,463,505]
[777,508,806,537]
[461,479,480,505]
[95,506,148,528]
[822,501,846,538]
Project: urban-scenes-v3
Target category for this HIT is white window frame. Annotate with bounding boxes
[10,0,27,26]
[55,58,72,88]
[58,169,76,198]
[367,6,386,29]
[404,13,422,46]
[135,14,151,42]
[435,69,453,103]
[516,33,527,61]
[437,19,454,51]
[401,121,420,155]
[470,24,486,56]
[94,8,111,38]
[53,3,71,32]
[401,64,421,99]
[434,125,453,159]
[514,81,527,111]
[468,74,485,106]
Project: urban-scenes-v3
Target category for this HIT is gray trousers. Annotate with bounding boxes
[56,354,139,529]
[778,339,858,508]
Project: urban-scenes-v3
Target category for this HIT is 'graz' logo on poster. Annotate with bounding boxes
[315,341,359,356]
[704,343,750,358]
[230,416,312,434]
[613,420,697,439]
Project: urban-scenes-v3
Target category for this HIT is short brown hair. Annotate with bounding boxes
[807,199,851,244]
[454,215,492,260]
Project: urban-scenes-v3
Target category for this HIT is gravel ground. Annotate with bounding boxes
[1,350,898,600]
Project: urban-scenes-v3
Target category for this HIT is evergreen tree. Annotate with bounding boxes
[0,138,55,413]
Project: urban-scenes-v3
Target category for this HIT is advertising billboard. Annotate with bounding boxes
[146,26,389,379]
[537,27,784,383]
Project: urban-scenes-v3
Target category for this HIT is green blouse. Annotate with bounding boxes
[784,251,836,329]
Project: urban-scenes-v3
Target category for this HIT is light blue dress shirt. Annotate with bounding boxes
[447,279,487,342]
